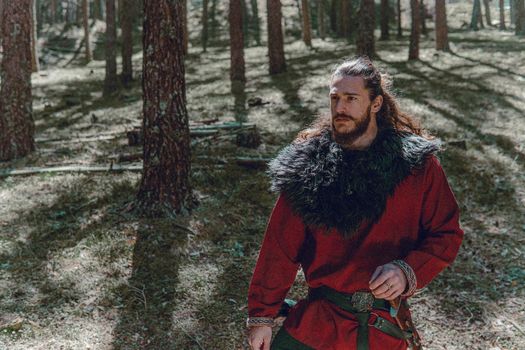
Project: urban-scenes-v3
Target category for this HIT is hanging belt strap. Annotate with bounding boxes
[308,286,412,350]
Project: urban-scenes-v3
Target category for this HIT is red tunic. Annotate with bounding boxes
[247,155,464,349]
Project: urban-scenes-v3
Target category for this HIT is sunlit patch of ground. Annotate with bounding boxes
[1,1,524,349]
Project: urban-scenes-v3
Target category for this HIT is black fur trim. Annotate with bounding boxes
[267,127,441,238]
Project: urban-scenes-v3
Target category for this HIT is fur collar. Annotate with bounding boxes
[267,127,441,238]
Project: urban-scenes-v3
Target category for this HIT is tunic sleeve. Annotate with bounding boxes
[247,193,306,319]
[403,155,464,290]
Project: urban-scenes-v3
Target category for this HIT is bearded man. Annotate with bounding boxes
[246,57,464,350]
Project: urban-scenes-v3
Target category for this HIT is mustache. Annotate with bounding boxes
[333,114,355,120]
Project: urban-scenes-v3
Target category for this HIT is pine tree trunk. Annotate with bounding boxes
[397,0,402,37]
[121,0,133,86]
[202,0,209,52]
[317,0,326,39]
[301,0,313,46]
[420,0,427,36]
[356,0,375,57]
[210,0,218,42]
[241,0,249,46]
[50,0,56,23]
[94,0,103,20]
[104,0,118,96]
[470,0,482,30]
[138,0,194,216]
[435,0,449,51]
[250,0,261,45]
[31,0,39,72]
[229,0,246,82]
[380,0,389,40]
[408,0,420,60]
[499,0,506,29]
[483,0,492,26]
[0,0,35,161]
[267,0,286,74]
[511,0,516,24]
[83,0,92,62]
[182,0,188,54]
[341,0,351,39]
[330,0,337,34]
[517,0,525,35]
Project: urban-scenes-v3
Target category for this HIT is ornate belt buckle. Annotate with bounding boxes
[351,292,374,312]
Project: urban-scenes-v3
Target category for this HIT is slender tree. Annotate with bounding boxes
[499,0,506,29]
[202,0,209,52]
[229,0,246,82]
[93,0,103,20]
[511,0,516,24]
[483,0,492,26]
[137,0,195,215]
[317,0,326,39]
[50,0,57,23]
[420,0,427,36]
[301,0,313,46]
[83,0,92,62]
[397,0,402,37]
[31,0,39,72]
[356,0,375,57]
[408,0,420,60]
[517,0,525,35]
[435,0,449,51]
[250,0,261,45]
[471,0,485,30]
[267,0,286,74]
[121,0,134,86]
[104,0,118,96]
[0,0,35,161]
[330,0,337,34]
[380,0,389,40]
[340,0,351,38]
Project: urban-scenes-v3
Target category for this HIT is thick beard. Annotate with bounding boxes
[331,104,372,146]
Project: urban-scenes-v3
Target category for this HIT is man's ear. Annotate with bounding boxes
[372,95,383,113]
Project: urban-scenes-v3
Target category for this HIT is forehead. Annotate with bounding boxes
[329,75,367,95]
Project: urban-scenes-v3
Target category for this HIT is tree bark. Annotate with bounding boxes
[511,0,516,24]
[267,0,286,74]
[397,0,402,37]
[50,0,56,23]
[201,0,209,52]
[0,0,35,161]
[408,0,420,60]
[182,0,188,54]
[83,0,92,62]
[420,0,427,35]
[31,0,39,72]
[499,0,506,29]
[121,0,134,86]
[471,0,483,30]
[340,0,351,39]
[104,0,118,96]
[483,0,492,26]
[301,0,313,46]
[94,0,103,20]
[517,0,525,35]
[138,0,195,216]
[356,0,375,58]
[317,0,326,39]
[435,0,449,51]
[380,0,389,40]
[330,0,337,34]
[229,0,246,82]
[250,0,261,45]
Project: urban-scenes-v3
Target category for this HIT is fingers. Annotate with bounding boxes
[375,285,403,300]
[369,265,383,285]
[369,269,392,290]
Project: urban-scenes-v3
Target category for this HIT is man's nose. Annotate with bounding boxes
[335,99,345,114]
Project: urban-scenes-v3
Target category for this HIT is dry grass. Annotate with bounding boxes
[1,1,524,349]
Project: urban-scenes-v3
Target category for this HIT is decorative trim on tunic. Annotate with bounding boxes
[392,259,417,297]
[246,317,274,328]
[267,126,441,238]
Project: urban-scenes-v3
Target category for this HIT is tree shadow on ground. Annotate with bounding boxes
[111,217,189,350]
[0,176,137,320]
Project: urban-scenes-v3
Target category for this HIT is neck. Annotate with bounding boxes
[339,119,379,151]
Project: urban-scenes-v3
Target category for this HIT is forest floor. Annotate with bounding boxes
[1,5,525,350]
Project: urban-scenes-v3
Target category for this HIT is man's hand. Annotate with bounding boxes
[248,326,272,350]
[369,263,407,300]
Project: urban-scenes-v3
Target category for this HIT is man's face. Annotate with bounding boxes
[329,75,375,145]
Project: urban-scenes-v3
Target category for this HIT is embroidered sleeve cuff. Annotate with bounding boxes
[392,259,417,297]
[246,317,274,328]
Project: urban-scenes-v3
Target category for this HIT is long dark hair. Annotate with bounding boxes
[296,56,430,142]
